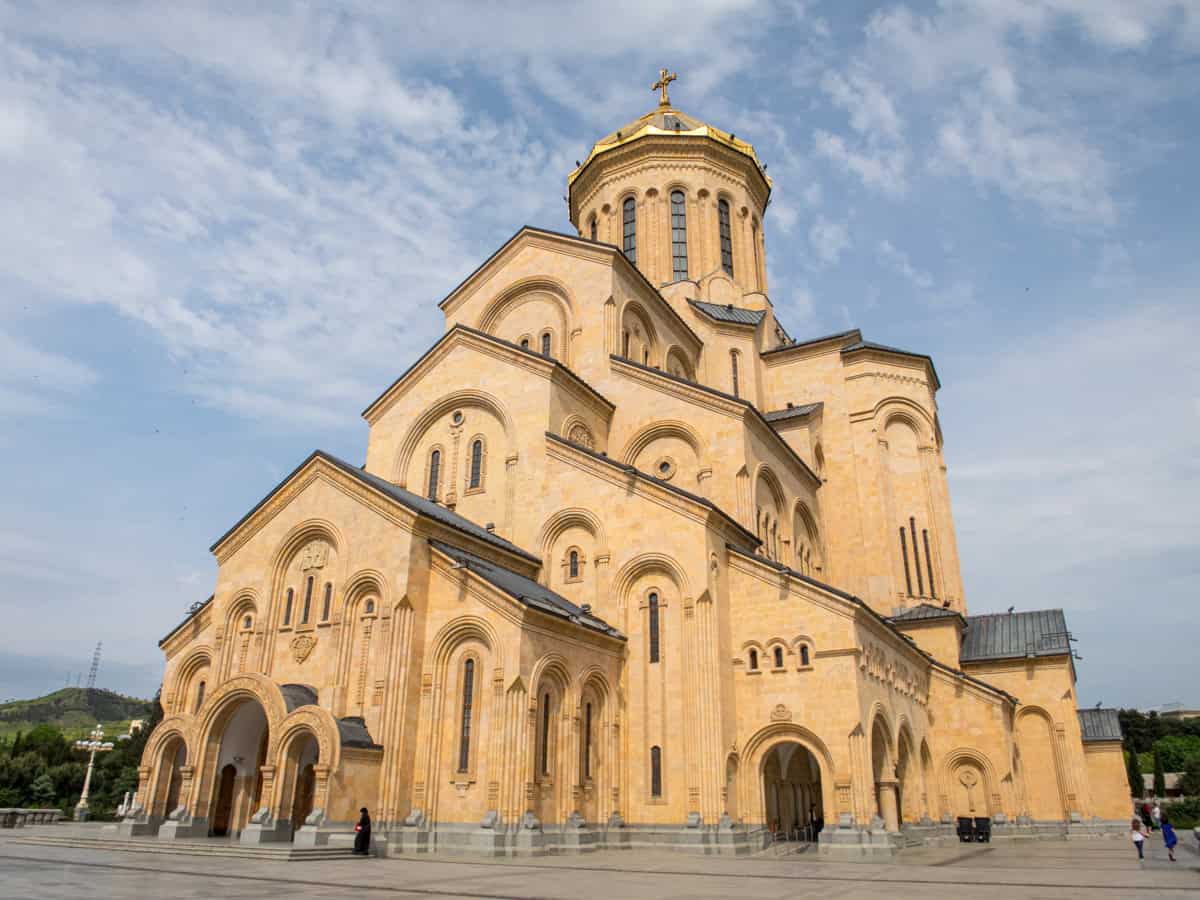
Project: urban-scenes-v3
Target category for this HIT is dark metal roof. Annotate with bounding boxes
[281,684,318,712]
[430,540,624,640]
[1078,708,1123,743]
[764,402,822,424]
[761,329,861,355]
[337,716,382,749]
[840,340,941,390]
[158,595,213,647]
[688,299,766,326]
[960,609,1071,662]
[888,603,965,626]
[210,449,539,564]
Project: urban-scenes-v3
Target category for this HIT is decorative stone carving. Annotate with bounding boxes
[304,808,326,826]
[607,812,625,828]
[685,812,703,828]
[403,809,425,828]
[521,811,542,830]
[567,422,595,450]
[770,703,791,722]
[290,634,317,663]
[566,811,585,829]
[479,810,500,829]
[299,541,329,571]
[249,807,272,825]
[166,805,189,823]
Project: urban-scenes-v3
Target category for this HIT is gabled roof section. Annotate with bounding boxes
[430,540,623,640]
[761,327,941,389]
[960,609,1072,663]
[688,299,766,326]
[361,322,614,423]
[763,402,822,424]
[158,595,212,647]
[888,603,966,628]
[209,450,538,565]
[1078,708,1123,743]
[724,544,1017,704]
[547,431,760,551]
[436,226,700,351]
[611,355,822,487]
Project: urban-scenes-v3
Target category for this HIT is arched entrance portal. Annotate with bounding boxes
[284,733,320,838]
[207,699,269,838]
[761,742,824,842]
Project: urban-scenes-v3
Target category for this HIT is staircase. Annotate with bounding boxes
[7,829,356,861]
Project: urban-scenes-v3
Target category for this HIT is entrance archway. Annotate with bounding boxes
[206,699,269,838]
[283,732,320,838]
[761,742,824,842]
[149,735,187,820]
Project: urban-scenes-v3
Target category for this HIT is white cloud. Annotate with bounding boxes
[813,129,907,195]
[877,239,933,290]
[808,216,850,265]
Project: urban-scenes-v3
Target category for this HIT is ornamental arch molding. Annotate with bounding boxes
[271,704,342,782]
[477,276,576,335]
[738,722,838,827]
[537,507,609,569]
[872,397,937,448]
[266,519,345,635]
[394,390,516,488]
[428,615,500,674]
[618,419,706,467]
[612,552,692,610]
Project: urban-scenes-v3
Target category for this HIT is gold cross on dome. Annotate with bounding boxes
[652,68,677,107]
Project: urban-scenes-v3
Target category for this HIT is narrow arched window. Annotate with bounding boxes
[648,593,660,663]
[541,332,551,357]
[584,702,593,779]
[569,550,580,579]
[650,745,663,797]
[800,645,810,666]
[302,575,313,624]
[731,350,740,398]
[718,199,734,276]
[752,220,762,286]
[520,337,530,349]
[283,588,294,626]
[670,190,688,280]
[540,692,551,775]
[458,659,475,772]
[427,449,441,501]
[364,598,375,615]
[195,680,205,713]
[469,439,483,490]
[622,330,631,357]
[589,215,598,241]
[923,529,936,599]
[899,527,913,596]
[242,615,252,631]
[622,197,637,264]
[748,649,758,670]
[773,646,784,669]
[910,517,924,596]
[322,583,332,621]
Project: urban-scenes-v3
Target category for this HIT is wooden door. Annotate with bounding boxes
[211,764,237,837]
[290,764,315,837]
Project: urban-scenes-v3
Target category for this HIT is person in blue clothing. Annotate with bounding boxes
[1160,814,1178,863]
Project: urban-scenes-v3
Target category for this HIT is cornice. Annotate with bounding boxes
[569,135,771,218]
[362,324,614,425]
[610,354,744,417]
[761,330,860,366]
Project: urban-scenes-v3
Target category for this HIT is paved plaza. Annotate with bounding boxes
[1,832,1197,900]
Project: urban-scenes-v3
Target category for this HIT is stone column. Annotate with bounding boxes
[878,779,900,833]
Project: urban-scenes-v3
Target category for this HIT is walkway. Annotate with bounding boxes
[2,830,1196,899]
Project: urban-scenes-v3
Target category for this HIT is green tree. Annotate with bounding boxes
[1126,743,1144,798]
[1153,747,1167,798]
[29,772,55,806]
[1153,735,1200,772]
[1181,758,1200,798]
[9,730,23,757]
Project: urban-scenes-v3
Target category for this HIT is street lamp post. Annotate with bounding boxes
[74,724,115,821]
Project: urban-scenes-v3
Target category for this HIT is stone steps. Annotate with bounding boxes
[8,833,357,861]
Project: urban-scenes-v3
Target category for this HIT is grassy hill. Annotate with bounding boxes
[0,687,153,742]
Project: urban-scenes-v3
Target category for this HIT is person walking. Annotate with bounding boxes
[1140,802,1152,830]
[1131,817,1147,861]
[1161,814,1178,862]
[353,807,372,856]
[1151,803,1161,831]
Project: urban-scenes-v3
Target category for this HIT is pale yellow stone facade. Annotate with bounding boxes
[129,87,1129,856]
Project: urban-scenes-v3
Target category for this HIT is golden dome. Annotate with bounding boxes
[567,104,771,191]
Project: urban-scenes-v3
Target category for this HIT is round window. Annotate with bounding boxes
[451,410,464,426]
[654,457,677,481]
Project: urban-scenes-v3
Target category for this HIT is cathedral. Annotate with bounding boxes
[125,73,1130,857]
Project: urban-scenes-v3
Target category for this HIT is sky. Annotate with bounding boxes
[0,1,1196,709]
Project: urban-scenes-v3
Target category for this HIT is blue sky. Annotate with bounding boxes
[0,1,1196,708]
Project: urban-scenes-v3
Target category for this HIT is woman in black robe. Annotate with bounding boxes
[353,807,371,855]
